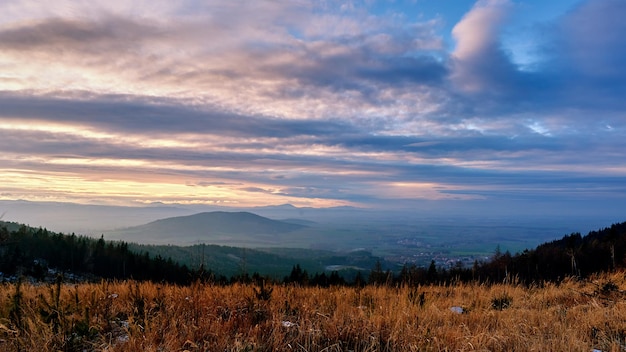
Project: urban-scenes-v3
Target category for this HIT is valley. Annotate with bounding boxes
[103,209,586,272]
[1,200,620,279]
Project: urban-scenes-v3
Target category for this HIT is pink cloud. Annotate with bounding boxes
[450,0,513,93]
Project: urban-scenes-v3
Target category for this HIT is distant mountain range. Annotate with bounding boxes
[0,200,365,235]
[105,211,309,246]
[3,199,620,262]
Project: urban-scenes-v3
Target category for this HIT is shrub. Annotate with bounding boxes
[491,293,512,310]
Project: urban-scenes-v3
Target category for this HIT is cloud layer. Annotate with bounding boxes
[0,0,625,216]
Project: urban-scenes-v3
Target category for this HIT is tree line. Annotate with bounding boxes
[0,224,192,284]
[1,221,625,287]
[368,221,626,287]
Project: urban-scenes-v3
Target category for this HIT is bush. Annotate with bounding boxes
[491,293,512,310]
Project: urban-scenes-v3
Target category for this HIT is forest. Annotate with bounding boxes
[1,220,626,287]
[0,224,191,284]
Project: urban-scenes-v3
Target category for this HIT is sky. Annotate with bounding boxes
[1,0,625,217]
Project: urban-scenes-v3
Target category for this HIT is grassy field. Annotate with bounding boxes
[2,272,626,351]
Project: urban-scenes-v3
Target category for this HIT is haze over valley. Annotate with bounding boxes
[2,199,621,273]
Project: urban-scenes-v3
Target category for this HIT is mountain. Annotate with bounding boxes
[0,200,368,235]
[105,211,308,245]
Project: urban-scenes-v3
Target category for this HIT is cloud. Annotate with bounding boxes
[452,0,626,103]
[0,0,625,213]
[0,0,450,124]
[1,85,625,209]
[0,16,164,53]
[0,92,356,137]
[544,0,626,110]
[555,0,626,77]
[450,0,516,94]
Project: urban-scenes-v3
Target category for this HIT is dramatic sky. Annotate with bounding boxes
[1,0,625,215]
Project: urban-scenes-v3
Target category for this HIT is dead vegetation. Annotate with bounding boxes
[2,272,626,351]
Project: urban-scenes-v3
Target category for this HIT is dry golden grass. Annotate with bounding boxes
[2,272,626,351]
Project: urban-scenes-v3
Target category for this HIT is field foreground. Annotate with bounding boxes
[2,273,626,351]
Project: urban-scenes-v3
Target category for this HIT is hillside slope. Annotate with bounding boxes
[475,221,626,283]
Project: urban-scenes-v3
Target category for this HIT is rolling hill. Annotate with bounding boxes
[105,211,308,245]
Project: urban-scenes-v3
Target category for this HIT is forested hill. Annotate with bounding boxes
[0,221,192,284]
[472,221,626,283]
[0,221,379,284]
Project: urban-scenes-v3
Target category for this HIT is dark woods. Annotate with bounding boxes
[0,225,191,284]
[1,221,625,287]
[481,221,626,284]
[394,222,626,286]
